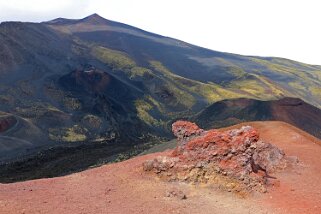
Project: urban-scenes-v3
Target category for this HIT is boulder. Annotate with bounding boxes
[144,121,296,193]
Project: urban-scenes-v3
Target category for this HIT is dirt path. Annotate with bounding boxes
[0,121,320,214]
[249,122,321,214]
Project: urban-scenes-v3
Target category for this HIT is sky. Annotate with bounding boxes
[0,0,320,65]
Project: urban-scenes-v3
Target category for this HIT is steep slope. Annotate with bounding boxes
[0,121,320,214]
[193,97,321,139]
[46,14,321,107]
[0,13,320,163]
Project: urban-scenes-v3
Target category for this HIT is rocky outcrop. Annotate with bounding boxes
[143,121,297,193]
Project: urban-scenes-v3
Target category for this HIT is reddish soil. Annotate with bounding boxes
[0,121,320,214]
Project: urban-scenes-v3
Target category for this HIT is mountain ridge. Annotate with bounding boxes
[0,13,320,173]
[193,97,321,139]
[3,13,321,68]
[47,13,321,65]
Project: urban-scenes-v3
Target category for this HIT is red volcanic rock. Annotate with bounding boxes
[172,121,204,149]
[144,121,294,193]
[172,121,204,140]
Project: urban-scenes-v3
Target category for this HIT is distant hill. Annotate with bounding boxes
[193,97,321,139]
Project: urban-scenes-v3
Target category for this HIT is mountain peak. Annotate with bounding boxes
[86,13,103,19]
[81,13,108,24]
[44,13,107,25]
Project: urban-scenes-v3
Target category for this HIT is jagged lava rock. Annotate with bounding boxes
[144,121,295,193]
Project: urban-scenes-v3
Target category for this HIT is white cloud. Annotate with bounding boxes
[0,0,90,22]
[0,0,320,65]
[1,0,73,12]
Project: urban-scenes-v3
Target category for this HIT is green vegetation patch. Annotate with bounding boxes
[92,46,136,70]
[15,102,65,119]
[149,61,196,107]
[135,98,162,126]
[310,86,321,97]
[149,60,242,104]
[49,125,88,142]
[224,71,290,100]
[92,46,155,79]
[129,66,154,78]
[227,75,271,98]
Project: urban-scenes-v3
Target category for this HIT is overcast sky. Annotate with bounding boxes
[0,0,320,65]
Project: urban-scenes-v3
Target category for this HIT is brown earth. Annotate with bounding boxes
[0,121,321,214]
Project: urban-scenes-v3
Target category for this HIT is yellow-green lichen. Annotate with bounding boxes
[92,46,136,70]
[129,66,153,78]
[310,86,321,97]
[135,99,162,126]
[49,125,87,142]
[149,60,244,104]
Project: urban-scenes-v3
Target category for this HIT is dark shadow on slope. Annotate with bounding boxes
[193,97,321,139]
